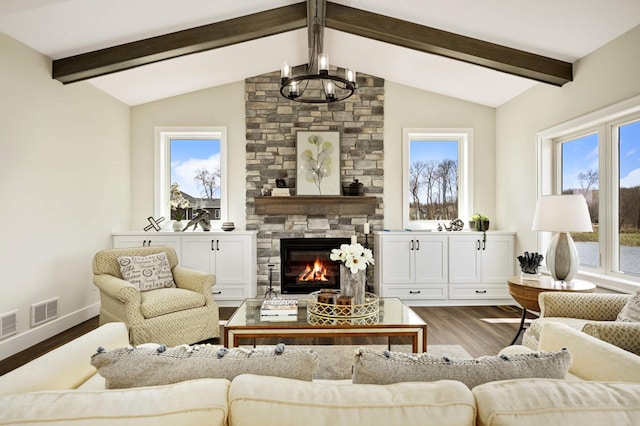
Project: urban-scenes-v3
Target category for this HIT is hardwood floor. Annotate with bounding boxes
[0,304,535,376]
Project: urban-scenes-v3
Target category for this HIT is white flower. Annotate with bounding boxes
[330,243,374,274]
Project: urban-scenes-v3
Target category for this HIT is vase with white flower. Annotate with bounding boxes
[169,182,189,231]
[330,243,375,305]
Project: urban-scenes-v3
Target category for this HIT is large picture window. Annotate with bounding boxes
[538,95,640,289]
[403,128,472,229]
[155,127,227,224]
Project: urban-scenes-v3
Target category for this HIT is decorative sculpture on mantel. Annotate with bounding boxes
[143,216,165,232]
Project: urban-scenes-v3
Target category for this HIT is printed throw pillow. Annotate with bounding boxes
[118,252,175,292]
[91,343,319,388]
[616,288,640,322]
[352,348,572,389]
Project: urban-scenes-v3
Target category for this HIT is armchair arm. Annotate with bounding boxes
[539,292,629,320]
[93,274,141,304]
[582,322,640,356]
[172,266,216,304]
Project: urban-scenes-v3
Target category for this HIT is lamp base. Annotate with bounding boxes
[546,232,579,282]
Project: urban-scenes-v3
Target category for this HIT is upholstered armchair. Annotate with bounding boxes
[523,292,640,355]
[92,246,219,346]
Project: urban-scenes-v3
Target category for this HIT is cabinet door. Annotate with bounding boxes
[481,234,515,283]
[214,235,252,285]
[448,234,482,283]
[414,236,448,284]
[380,235,414,284]
[180,236,215,273]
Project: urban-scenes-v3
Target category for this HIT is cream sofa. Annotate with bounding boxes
[1,322,639,426]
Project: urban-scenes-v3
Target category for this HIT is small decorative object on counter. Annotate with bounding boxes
[470,213,490,231]
[169,182,190,232]
[143,216,165,232]
[182,208,211,232]
[518,251,544,280]
[221,222,235,231]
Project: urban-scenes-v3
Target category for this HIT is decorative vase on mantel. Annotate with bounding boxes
[340,264,366,305]
[172,220,183,232]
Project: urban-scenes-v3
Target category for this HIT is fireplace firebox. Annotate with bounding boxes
[280,238,350,294]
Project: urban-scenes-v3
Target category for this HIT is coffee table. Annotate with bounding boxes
[225,297,428,353]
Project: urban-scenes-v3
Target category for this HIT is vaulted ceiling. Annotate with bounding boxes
[2,0,640,107]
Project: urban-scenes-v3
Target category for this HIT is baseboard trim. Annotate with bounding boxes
[0,303,100,362]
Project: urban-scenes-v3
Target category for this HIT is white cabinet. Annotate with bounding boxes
[375,233,448,300]
[113,234,181,257]
[375,231,515,306]
[112,232,257,306]
[180,235,255,303]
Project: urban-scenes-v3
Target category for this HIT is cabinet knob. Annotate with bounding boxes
[415,240,420,251]
[410,240,414,250]
[212,291,222,295]
[409,290,421,294]
[475,290,487,294]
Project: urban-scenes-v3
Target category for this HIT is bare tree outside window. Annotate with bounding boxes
[194,167,221,199]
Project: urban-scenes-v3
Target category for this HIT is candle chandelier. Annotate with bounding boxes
[280,0,357,103]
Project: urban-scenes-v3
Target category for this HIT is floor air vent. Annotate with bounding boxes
[1,311,18,339]
[31,298,58,327]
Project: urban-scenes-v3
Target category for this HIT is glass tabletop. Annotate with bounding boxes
[226,297,425,328]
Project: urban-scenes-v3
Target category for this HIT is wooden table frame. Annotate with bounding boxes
[224,298,428,353]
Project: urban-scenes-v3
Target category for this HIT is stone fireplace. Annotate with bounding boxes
[244,69,385,296]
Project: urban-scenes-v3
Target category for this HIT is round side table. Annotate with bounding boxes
[507,275,596,345]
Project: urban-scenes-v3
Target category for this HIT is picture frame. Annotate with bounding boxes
[296,131,340,195]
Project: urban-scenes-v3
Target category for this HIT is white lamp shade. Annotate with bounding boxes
[532,195,593,233]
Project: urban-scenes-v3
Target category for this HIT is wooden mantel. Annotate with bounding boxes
[254,195,377,216]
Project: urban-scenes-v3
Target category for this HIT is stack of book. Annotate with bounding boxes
[271,188,290,197]
[260,298,298,321]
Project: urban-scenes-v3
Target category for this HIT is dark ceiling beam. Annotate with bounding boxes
[52,3,307,84]
[53,1,572,87]
[325,2,572,86]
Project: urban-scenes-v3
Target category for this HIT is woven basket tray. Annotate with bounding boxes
[306,291,379,319]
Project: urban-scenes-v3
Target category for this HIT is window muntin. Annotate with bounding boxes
[403,129,472,229]
[155,128,227,225]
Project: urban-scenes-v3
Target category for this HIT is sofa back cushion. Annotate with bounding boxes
[0,378,229,426]
[352,348,571,388]
[91,343,319,388]
[228,374,476,426]
[473,379,640,426]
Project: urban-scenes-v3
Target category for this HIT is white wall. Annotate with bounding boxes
[129,82,246,230]
[496,25,640,283]
[384,81,497,229]
[0,34,131,360]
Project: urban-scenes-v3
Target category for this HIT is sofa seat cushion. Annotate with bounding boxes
[352,348,571,388]
[0,378,229,426]
[91,343,319,388]
[140,288,205,318]
[473,378,640,426]
[228,374,476,426]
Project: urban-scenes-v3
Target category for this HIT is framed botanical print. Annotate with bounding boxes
[296,131,340,195]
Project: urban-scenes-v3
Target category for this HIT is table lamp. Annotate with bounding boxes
[532,194,593,282]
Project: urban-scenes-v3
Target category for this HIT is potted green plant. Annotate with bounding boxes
[469,213,490,231]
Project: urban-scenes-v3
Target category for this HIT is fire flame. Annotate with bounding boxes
[298,257,329,282]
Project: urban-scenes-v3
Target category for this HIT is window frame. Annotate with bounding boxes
[537,94,640,291]
[154,127,228,226]
[402,128,473,230]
